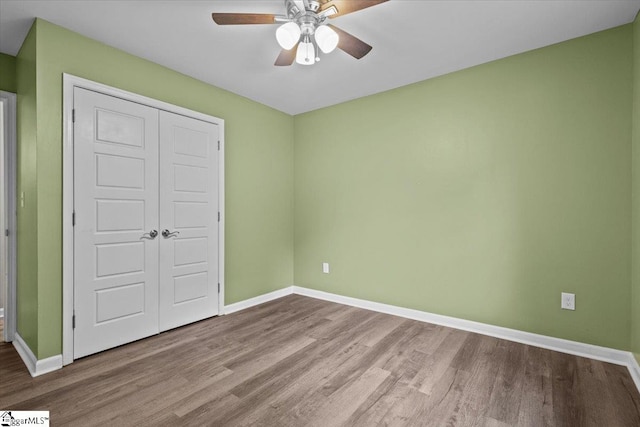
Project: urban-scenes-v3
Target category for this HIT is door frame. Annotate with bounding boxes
[62,74,225,365]
[0,90,17,343]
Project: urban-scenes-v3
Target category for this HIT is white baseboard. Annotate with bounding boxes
[629,355,640,393]
[223,287,293,315]
[13,333,63,377]
[292,285,640,393]
[292,286,629,366]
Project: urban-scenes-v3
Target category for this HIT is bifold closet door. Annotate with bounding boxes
[158,111,219,331]
[73,88,160,359]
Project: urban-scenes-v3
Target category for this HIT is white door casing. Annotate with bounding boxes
[158,111,219,331]
[73,88,160,359]
[0,91,17,343]
[0,101,5,324]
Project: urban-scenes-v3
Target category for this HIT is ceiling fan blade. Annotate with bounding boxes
[327,25,372,59]
[320,0,388,18]
[211,13,277,25]
[275,44,299,66]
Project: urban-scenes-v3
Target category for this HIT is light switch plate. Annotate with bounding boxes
[322,262,330,274]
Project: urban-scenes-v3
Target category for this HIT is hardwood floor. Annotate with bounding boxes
[1,295,639,426]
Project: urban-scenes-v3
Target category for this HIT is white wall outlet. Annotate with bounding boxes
[322,262,330,274]
[561,292,575,310]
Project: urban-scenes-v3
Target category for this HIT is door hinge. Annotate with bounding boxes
[72,211,76,226]
[218,283,220,293]
[72,109,75,123]
[72,314,76,329]
[217,140,220,151]
[218,212,220,222]
[4,229,8,237]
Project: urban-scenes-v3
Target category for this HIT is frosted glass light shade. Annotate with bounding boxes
[276,22,301,50]
[296,41,316,65]
[315,25,339,54]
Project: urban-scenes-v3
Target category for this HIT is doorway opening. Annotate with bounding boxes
[0,90,17,343]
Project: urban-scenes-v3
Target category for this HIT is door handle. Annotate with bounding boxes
[142,230,158,239]
[162,229,180,238]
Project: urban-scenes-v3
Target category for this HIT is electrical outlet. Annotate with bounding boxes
[322,262,330,274]
[561,292,575,310]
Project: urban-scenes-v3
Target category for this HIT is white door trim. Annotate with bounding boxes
[62,74,225,365]
[0,90,17,343]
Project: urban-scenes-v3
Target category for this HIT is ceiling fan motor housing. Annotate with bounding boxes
[285,0,327,33]
[285,0,322,17]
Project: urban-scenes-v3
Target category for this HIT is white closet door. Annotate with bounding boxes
[158,111,219,331]
[74,88,160,358]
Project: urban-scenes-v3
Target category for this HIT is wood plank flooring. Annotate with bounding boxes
[1,295,640,426]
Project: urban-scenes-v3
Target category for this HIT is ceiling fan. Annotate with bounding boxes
[212,0,388,66]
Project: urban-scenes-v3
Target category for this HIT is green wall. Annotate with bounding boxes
[16,24,39,355]
[631,11,640,363]
[0,53,17,93]
[294,25,633,350]
[18,19,294,359]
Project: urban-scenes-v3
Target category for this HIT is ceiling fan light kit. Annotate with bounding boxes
[276,21,301,50]
[212,0,388,66]
[296,38,317,65]
[314,25,339,54]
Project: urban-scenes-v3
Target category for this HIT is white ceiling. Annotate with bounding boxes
[0,0,639,115]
